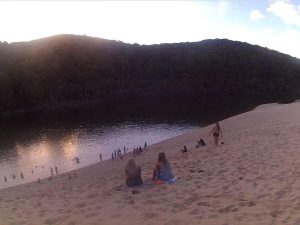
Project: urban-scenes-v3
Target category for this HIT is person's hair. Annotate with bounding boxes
[125,159,139,176]
[158,152,168,165]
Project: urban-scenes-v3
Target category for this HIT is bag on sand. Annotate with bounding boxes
[167,177,177,184]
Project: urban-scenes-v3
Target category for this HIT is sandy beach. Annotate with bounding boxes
[1,102,300,225]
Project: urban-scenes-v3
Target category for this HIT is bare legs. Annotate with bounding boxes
[213,135,219,146]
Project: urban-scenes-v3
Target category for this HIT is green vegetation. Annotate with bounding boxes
[1,34,300,117]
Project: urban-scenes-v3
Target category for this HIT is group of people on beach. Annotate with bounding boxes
[111,146,128,160]
[111,142,148,160]
[123,122,223,188]
[111,148,124,160]
[133,144,147,155]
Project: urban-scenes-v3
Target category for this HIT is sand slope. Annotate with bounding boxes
[1,102,300,225]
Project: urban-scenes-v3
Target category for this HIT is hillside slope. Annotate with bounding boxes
[0,34,300,116]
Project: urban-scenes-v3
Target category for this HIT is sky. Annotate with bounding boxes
[0,0,300,58]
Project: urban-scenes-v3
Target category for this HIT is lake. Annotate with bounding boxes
[0,116,202,190]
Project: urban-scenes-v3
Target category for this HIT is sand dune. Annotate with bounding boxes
[1,102,300,225]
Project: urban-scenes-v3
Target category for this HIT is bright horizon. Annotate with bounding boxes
[0,0,300,58]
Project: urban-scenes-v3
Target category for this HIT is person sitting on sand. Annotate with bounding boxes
[152,152,174,181]
[209,122,222,146]
[125,159,143,187]
[199,138,206,146]
[181,146,187,153]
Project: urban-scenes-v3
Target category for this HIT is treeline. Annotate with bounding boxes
[1,34,300,116]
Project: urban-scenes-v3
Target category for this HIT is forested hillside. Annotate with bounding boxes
[1,34,300,116]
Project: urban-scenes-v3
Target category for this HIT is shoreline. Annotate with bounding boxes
[1,102,300,225]
[0,124,200,193]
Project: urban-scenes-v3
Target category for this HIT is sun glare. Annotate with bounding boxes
[0,1,210,44]
[0,1,299,58]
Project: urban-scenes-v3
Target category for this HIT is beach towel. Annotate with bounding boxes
[154,179,165,185]
[153,177,178,185]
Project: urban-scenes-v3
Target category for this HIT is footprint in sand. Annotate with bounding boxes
[208,214,219,219]
[128,199,135,205]
[44,217,60,225]
[222,185,230,191]
[239,201,255,207]
[74,209,86,215]
[38,209,48,218]
[169,202,187,212]
[64,208,73,214]
[110,213,121,218]
[87,222,100,225]
[86,192,99,199]
[9,221,27,225]
[194,215,203,220]
[163,218,185,225]
[293,203,300,211]
[275,190,286,199]
[84,212,98,218]
[144,211,157,218]
[146,199,158,204]
[75,202,87,208]
[197,201,210,207]
[235,216,243,222]
[218,205,239,214]
[66,221,76,225]
[189,209,200,215]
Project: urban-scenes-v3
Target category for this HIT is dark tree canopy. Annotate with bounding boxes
[0,34,300,117]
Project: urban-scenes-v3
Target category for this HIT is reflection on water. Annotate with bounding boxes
[0,120,198,190]
[61,133,80,160]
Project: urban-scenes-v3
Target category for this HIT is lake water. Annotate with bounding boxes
[0,117,199,190]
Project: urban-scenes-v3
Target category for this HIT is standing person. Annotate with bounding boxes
[112,153,114,160]
[209,122,222,146]
[152,152,174,181]
[144,142,147,149]
[75,157,80,164]
[55,166,58,176]
[99,154,102,162]
[125,159,143,187]
[50,167,54,177]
